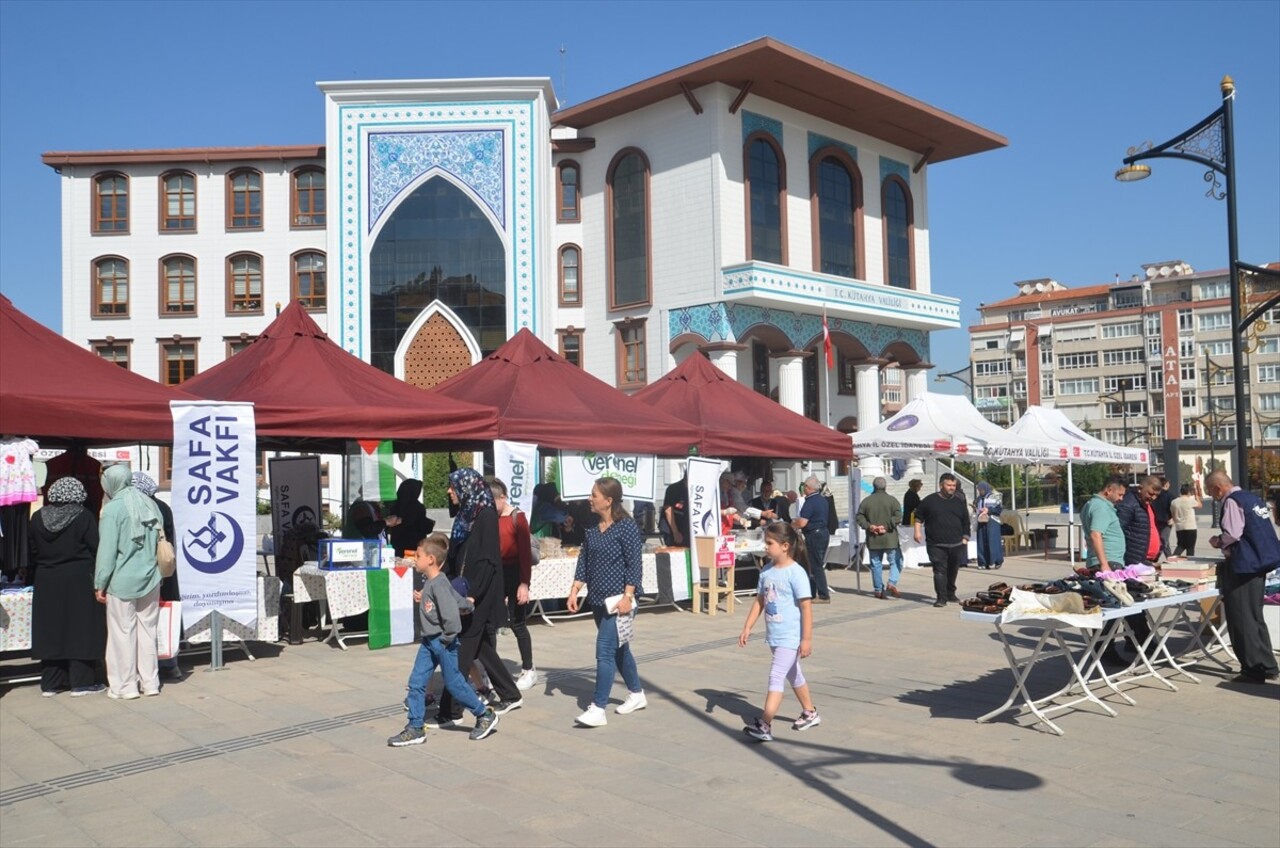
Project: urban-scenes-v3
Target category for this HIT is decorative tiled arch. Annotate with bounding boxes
[336,101,537,357]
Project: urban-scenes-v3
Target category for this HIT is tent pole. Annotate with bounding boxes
[1067,461,1076,564]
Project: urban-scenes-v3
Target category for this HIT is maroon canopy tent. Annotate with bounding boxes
[632,352,852,460]
[0,294,197,445]
[180,302,499,451]
[426,328,701,455]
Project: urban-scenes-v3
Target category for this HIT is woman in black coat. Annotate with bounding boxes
[385,479,434,555]
[29,477,106,696]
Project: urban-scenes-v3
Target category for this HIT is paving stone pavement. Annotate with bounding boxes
[2,555,1277,847]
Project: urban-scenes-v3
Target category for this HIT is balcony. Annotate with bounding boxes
[721,261,961,331]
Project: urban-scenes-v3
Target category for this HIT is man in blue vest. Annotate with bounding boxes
[1206,470,1280,684]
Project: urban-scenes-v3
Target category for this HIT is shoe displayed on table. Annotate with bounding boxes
[424,715,461,730]
[575,704,608,727]
[886,584,900,598]
[515,668,538,691]
[792,709,821,731]
[743,717,773,742]
[70,685,106,697]
[492,698,523,715]
[469,708,500,740]
[616,691,647,715]
[387,725,426,747]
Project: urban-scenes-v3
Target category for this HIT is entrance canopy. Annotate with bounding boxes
[632,352,851,460]
[1008,406,1149,465]
[0,294,197,446]
[851,393,1060,462]
[180,302,499,451]
[427,328,701,456]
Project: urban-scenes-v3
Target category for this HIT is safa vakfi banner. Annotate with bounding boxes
[170,402,258,630]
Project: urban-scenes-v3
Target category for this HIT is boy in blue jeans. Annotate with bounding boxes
[388,533,499,746]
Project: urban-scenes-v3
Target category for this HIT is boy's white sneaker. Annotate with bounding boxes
[575,704,608,727]
[615,691,647,715]
[515,667,538,691]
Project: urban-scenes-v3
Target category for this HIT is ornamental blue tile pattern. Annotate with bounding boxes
[669,303,929,362]
[337,101,538,356]
[808,132,857,163]
[367,131,505,232]
[741,110,783,144]
[879,156,910,186]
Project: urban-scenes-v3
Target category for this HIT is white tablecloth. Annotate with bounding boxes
[529,554,659,602]
[295,563,370,620]
[186,575,280,644]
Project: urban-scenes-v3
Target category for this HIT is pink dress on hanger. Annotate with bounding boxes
[0,438,40,506]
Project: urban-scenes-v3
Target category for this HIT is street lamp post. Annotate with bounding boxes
[935,363,974,400]
[1116,76,1261,481]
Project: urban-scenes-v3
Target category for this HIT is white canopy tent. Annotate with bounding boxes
[852,393,1057,462]
[1007,405,1151,562]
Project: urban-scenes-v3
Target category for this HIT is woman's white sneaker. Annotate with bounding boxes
[615,691,647,715]
[515,667,538,691]
[575,705,608,727]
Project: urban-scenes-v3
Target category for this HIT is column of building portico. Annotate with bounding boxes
[902,365,932,477]
[771,350,809,419]
[855,360,885,479]
[701,342,746,379]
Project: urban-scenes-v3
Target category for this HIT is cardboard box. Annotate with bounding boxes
[318,538,382,570]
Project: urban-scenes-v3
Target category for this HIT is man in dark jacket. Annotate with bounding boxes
[1115,476,1163,567]
[913,474,970,608]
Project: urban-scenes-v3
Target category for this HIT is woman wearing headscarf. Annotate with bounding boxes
[430,468,522,727]
[94,464,163,700]
[973,481,1005,570]
[133,472,183,681]
[385,479,435,555]
[29,477,106,696]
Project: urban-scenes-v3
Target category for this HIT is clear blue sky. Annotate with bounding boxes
[2,0,1277,385]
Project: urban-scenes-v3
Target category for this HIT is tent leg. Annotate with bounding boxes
[1067,462,1076,564]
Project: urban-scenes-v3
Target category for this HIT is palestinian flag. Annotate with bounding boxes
[366,564,415,650]
[357,440,398,501]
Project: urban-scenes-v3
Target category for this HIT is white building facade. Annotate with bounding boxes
[47,38,1005,500]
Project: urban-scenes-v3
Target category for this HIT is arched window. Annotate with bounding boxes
[809,149,862,279]
[93,172,129,233]
[92,256,129,316]
[744,133,786,264]
[227,253,263,314]
[161,255,197,314]
[557,161,580,222]
[292,251,327,311]
[606,148,651,309]
[227,168,263,229]
[882,176,914,289]
[292,167,325,227]
[160,170,196,231]
[559,244,581,305]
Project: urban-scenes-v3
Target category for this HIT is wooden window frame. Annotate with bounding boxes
[92,171,129,234]
[91,255,130,318]
[91,338,132,369]
[224,333,256,359]
[880,174,916,290]
[226,252,264,315]
[159,447,174,490]
[159,170,197,232]
[226,168,264,230]
[291,249,327,311]
[605,148,652,311]
[614,317,648,390]
[557,327,584,368]
[558,243,582,306]
[743,132,788,265]
[160,254,198,316]
[291,166,326,228]
[808,147,864,280]
[159,337,198,386]
[557,160,581,223]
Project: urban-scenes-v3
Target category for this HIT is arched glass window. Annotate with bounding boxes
[161,255,197,314]
[746,135,785,264]
[369,177,506,373]
[227,253,263,313]
[93,257,129,316]
[93,173,129,233]
[227,169,263,229]
[811,152,860,279]
[292,167,325,227]
[292,251,327,311]
[160,171,196,231]
[559,245,581,305]
[883,177,913,289]
[607,149,650,309]
[557,162,580,222]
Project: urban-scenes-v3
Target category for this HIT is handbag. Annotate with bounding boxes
[156,600,182,659]
[157,528,177,578]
